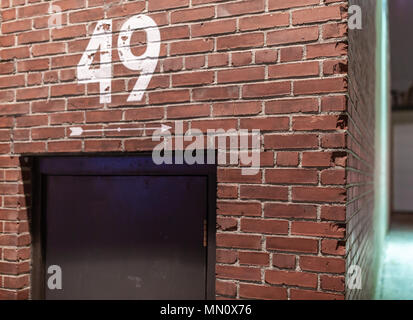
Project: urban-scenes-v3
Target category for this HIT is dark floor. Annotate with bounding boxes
[377,213,413,300]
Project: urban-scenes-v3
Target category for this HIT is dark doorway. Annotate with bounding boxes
[31,155,216,300]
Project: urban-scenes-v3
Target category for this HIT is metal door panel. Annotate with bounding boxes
[44,175,208,300]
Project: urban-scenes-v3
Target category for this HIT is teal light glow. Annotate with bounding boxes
[376,216,413,299]
[373,0,390,299]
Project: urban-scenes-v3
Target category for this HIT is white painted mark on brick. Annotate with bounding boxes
[118,15,161,102]
[76,15,160,105]
[77,20,113,104]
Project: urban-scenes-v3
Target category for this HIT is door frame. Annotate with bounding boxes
[31,154,217,300]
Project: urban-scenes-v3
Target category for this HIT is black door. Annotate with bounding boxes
[31,156,216,300]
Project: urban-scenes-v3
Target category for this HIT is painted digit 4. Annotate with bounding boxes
[77,15,160,104]
[77,20,112,104]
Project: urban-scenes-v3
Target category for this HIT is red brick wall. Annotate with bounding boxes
[0,0,349,300]
[346,0,377,300]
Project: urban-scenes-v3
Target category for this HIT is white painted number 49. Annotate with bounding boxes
[77,15,160,104]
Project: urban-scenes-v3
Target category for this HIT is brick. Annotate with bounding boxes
[291,289,344,300]
[323,23,348,40]
[163,57,183,73]
[293,115,346,131]
[299,256,345,273]
[69,8,104,23]
[18,3,48,18]
[217,185,238,199]
[255,49,278,64]
[321,133,346,148]
[280,46,303,62]
[240,218,288,235]
[18,30,49,44]
[1,19,31,33]
[239,284,287,300]
[294,78,347,95]
[217,33,264,51]
[170,39,213,55]
[320,275,345,292]
[321,239,346,256]
[269,61,319,79]
[277,152,299,167]
[51,84,85,97]
[172,71,214,87]
[167,104,210,119]
[264,134,318,150]
[266,98,318,114]
[216,249,237,264]
[0,62,14,75]
[216,233,261,249]
[240,12,289,31]
[293,187,346,203]
[267,26,319,46]
[273,253,296,269]
[0,103,29,116]
[32,43,66,57]
[217,0,265,18]
[67,97,100,110]
[217,201,261,217]
[52,25,87,40]
[14,142,46,153]
[218,168,261,184]
[50,112,84,125]
[85,111,123,123]
[0,91,14,102]
[0,47,30,60]
[4,275,30,289]
[232,52,252,67]
[48,141,82,153]
[106,1,145,18]
[266,169,318,185]
[243,82,291,99]
[266,270,317,288]
[321,206,346,222]
[17,58,49,72]
[185,55,205,70]
[17,87,48,101]
[218,67,265,84]
[267,237,318,253]
[208,53,229,67]
[192,19,236,37]
[31,127,65,140]
[217,217,237,232]
[84,140,122,152]
[292,221,345,238]
[324,59,348,76]
[321,169,346,185]
[1,8,15,21]
[0,35,15,47]
[307,42,347,59]
[193,86,239,102]
[53,0,86,11]
[240,117,289,131]
[148,0,188,11]
[171,7,214,23]
[269,0,319,11]
[213,101,261,117]
[239,251,269,266]
[302,152,333,167]
[293,5,344,25]
[216,280,236,297]
[216,265,260,281]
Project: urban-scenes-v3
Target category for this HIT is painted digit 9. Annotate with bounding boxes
[118,15,160,102]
